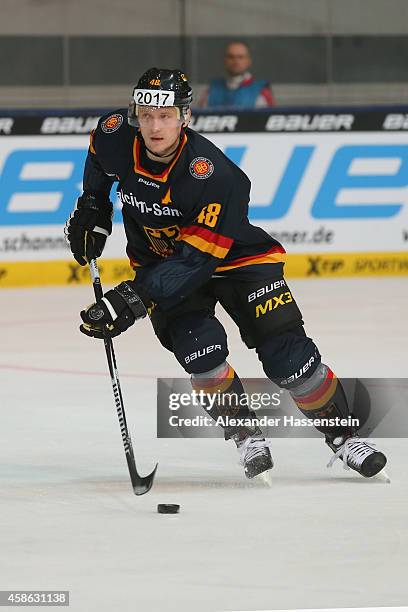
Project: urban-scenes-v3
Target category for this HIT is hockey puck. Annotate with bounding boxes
[157,504,180,514]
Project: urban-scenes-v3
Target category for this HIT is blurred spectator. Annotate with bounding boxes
[199,41,275,109]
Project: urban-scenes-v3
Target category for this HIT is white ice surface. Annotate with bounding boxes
[1,278,407,612]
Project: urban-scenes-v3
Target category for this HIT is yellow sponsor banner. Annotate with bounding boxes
[0,252,408,288]
[0,259,135,288]
[285,252,408,278]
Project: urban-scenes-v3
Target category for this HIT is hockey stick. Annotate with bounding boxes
[88,258,157,495]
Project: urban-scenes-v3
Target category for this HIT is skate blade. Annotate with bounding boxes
[255,469,273,487]
[376,469,391,483]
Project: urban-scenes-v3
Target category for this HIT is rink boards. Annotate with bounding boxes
[0,108,408,286]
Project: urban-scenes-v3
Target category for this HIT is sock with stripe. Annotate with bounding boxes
[289,363,355,437]
[192,362,259,441]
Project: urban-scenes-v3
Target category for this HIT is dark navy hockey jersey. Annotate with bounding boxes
[82,109,285,306]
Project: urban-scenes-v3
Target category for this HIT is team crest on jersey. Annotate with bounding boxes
[189,157,214,180]
[144,225,180,257]
[101,114,123,133]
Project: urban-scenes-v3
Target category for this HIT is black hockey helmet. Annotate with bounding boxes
[128,67,193,127]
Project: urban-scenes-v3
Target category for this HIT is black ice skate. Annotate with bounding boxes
[235,432,273,479]
[326,435,387,478]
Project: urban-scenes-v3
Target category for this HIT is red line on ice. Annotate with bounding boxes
[0,363,153,378]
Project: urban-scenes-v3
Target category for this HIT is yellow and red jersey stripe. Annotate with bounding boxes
[179,225,233,259]
[215,245,286,272]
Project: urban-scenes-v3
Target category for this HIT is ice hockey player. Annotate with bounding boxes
[64,68,387,480]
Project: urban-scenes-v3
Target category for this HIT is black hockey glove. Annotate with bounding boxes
[80,281,147,339]
[64,193,113,266]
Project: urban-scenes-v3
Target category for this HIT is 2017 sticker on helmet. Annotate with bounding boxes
[133,89,175,107]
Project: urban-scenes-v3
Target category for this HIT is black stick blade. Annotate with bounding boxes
[132,462,158,496]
